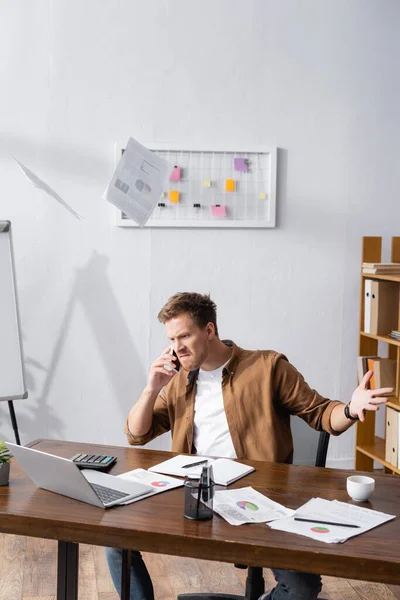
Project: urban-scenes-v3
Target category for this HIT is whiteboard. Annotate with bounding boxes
[0,221,27,401]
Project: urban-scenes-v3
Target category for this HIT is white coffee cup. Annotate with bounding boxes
[346,475,375,502]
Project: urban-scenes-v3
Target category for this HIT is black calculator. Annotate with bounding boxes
[70,453,117,470]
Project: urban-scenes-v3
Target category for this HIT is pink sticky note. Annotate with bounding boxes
[234,158,248,172]
[169,166,181,181]
[212,205,227,217]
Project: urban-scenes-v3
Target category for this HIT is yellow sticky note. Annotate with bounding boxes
[225,179,235,192]
[169,190,179,203]
[258,192,267,199]
[204,179,212,187]
[161,191,167,198]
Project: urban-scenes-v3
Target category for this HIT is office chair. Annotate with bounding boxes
[176,430,330,600]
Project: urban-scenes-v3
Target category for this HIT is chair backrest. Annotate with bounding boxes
[291,416,330,468]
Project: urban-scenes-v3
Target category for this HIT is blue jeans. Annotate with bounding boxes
[105,547,154,600]
[261,568,322,600]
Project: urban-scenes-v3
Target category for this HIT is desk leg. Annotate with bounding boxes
[245,566,265,600]
[121,549,132,600]
[57,541,79,600]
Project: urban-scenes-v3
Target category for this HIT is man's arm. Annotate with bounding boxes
[330,370,393,433]
[127,386,163,438]
[127,345,178,439]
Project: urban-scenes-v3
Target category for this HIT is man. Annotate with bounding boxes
[106,292,391,600]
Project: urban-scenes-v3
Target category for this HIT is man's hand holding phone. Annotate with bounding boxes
[146,346,180,393]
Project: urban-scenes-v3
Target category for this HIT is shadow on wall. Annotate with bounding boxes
[0,252,145,443]
[0,134,109,182]
[36,251,145,415]
[0,355,63,443]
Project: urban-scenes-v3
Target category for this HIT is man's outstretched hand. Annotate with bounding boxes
[349,370,393,422]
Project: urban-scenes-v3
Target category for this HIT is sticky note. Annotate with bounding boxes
[234,158,248,172]
[225,179,235,192]
[212,205,227,217]
[161,191,167,198]
[203,179,212,187]
[169,190,179,203]
[258,192,267,199]
[169,166,181,181]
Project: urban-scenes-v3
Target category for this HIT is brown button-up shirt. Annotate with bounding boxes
[126,341,343,464]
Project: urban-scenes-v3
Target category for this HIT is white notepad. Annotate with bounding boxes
[148,455,255,486]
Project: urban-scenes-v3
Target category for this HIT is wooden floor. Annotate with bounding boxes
[0,534,400,600]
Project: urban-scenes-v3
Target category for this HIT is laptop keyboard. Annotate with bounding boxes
[91,483,130,504]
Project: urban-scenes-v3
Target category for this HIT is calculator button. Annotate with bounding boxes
[85,455,95,462]
[101,456,113,463]
[78,454,88,462]
[87,456,97,463]
[71,454,83,461]
[94,456,104,463]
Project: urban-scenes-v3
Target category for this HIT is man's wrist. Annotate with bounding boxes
[344,402,359,421]
[143,385,161,397]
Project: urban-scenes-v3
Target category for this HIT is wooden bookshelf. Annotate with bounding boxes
[362,273,400,283]
[360,331,400,348]
[356,436,400,475]
[355,236,400,474]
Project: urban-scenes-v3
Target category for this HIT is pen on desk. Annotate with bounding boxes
[181,459,209,469]
[294,517,360,529]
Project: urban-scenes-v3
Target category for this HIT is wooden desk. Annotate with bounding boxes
[1,439,400,600]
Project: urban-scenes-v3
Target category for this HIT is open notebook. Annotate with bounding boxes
[148,455,255,486]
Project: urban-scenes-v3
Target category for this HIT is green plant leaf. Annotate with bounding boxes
[0,441,11,464]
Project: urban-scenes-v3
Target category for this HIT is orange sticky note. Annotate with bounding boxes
[169,190,179,203]
[212,205,226,217]
[225,179,235,192]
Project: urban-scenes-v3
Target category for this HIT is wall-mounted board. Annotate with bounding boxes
[113,143,277,228]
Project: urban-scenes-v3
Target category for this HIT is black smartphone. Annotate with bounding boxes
[171,349,181,372]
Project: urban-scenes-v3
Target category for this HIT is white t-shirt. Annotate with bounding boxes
[193,363,237,458]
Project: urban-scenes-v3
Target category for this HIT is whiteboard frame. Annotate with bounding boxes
[112,142,277,228]
[0,221,28,401]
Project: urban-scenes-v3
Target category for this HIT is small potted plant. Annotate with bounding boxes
[0,441,11,486]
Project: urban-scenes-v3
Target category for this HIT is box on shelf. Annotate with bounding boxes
[385,407,399,468]
[364,279,399,336]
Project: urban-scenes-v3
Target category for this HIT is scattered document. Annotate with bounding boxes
[268,497,395,543]
[213,486,295,526]
[104,137,172,226]
[148,455,255,486]
[14,158,83,220]
[117,468,184,505]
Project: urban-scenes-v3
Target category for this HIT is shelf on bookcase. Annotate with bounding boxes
[360,331,400,347]
[361,272,400,283]
[356,436,400,475]
[386,397,400,411]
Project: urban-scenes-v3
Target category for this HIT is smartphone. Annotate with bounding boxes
[171,348,181,372]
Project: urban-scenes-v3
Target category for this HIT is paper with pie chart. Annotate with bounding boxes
[267,497,395,543]
[116,468,184,504]
[212,486,295,526]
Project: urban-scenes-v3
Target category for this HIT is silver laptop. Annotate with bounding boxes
[6,442,153,509]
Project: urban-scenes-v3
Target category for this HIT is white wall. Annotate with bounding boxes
[0,0,399,467]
